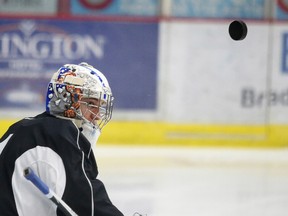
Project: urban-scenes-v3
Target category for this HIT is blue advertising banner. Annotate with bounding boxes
[282,33,288,72]
[276,0,288,20]
[0,0,57,15]
[171,0,265,19]
[0,19,158,110]
[71,0,160,16]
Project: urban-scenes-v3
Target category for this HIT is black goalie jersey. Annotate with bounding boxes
[0,112,124,216]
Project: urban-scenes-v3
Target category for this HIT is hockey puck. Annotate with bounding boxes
[229,20,247,41]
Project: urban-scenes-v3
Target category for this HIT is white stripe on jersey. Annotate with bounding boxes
[0,134,13,155]
[12,146,66,216]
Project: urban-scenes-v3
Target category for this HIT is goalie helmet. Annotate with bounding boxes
[46,62,113,130]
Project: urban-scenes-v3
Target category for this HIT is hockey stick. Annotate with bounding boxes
[24,167,78,216]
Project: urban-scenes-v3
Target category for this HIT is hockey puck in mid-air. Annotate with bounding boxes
[229,20,247,41]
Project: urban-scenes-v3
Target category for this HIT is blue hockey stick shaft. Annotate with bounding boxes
[24,167,78,216]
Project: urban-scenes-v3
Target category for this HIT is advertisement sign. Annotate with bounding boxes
[71,0,160,16]
[276,0,288,19]
[159,21,270,124]
[0,0,57,15]
[0,19,158,111]
[170,0,265,19]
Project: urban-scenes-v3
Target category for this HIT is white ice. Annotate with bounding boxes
[95,146,288,216]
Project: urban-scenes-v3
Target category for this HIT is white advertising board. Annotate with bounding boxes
[158,20,272,124]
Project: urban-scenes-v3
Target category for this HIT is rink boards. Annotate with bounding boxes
[1,119,288,148]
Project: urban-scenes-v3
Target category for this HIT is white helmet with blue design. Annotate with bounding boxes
[46,62,113,130]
